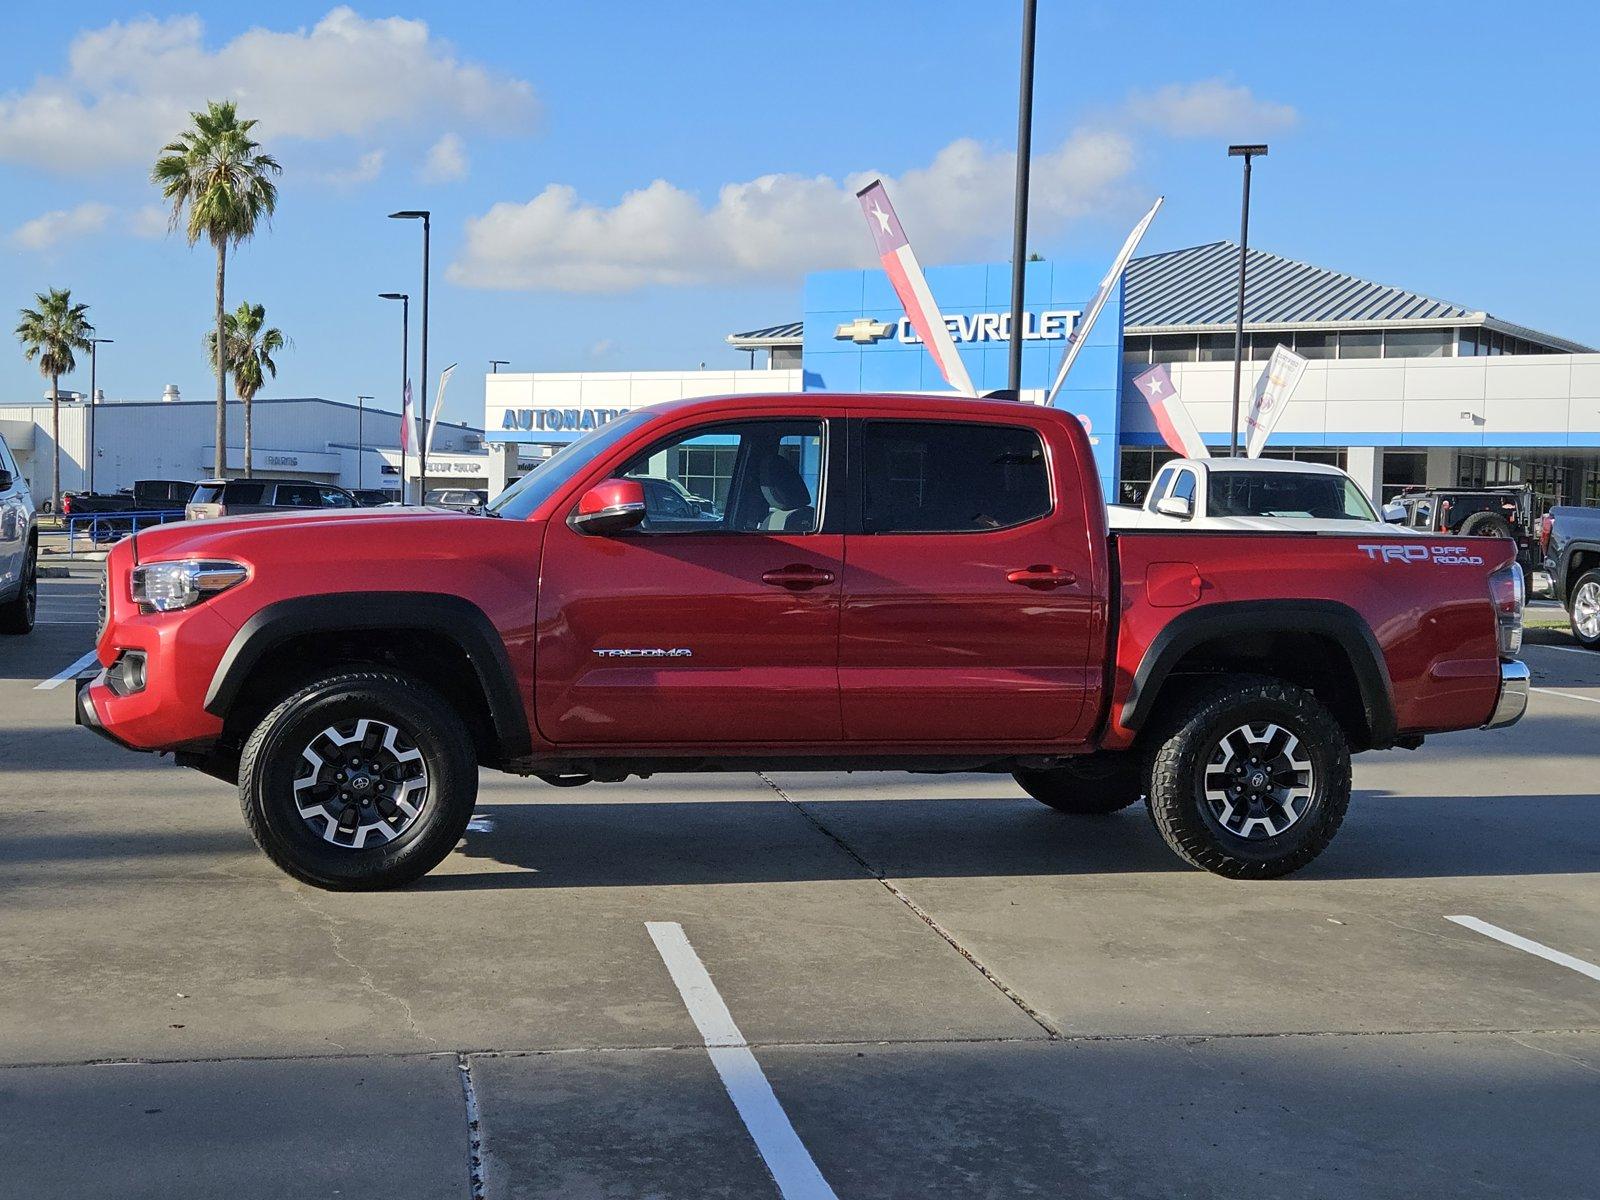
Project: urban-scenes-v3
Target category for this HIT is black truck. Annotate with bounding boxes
[59,479,194,539]
[1541,505,1600,648]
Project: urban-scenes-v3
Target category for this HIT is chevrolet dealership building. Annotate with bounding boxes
[487,239,1600,508]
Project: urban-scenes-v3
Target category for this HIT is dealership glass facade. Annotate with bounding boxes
[1122,325,1555,367]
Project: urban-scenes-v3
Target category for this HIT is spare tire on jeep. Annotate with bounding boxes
[1459,511,1515,540]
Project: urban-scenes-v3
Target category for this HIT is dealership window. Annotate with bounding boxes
[1384,329,1453,359]
[1118,447,1178,506]
[1382,450,1427,503]
[862,421,1049,533]
[1196,333,1236,362]
[1249,334,1288,360]
[1339,330,1383,359]
[1293,331,1335,359]
[620,419,823,533]
[1122,335,1152,366]
[1149,334,1197,364]
[1457,329,1480,356]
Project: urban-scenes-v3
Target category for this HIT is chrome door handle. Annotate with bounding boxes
[1006,565,1077,589]
[761,565,836,590]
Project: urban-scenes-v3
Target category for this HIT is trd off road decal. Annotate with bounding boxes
[1357,544,1486,566]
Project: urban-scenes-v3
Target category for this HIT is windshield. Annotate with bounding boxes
[485,410,660,520]
[1208,471,1378,521]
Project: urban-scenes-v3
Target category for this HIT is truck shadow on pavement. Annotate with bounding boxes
[422,786,1600,890]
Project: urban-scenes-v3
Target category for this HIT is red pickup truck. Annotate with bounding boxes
[77,393,1529,890]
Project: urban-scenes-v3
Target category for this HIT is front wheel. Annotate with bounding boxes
[1145,675,1351,879]
[238,670,478,890]
[1569,569,1600,649]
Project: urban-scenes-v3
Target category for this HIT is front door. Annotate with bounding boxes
[839,416,1099,745]
[535,416,842,745]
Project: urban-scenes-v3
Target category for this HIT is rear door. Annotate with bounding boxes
[0,438,22,590]
[839,414,1099,744]
[535,413,844,745]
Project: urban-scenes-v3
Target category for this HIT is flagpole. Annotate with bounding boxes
[1228,144,1268,457]
[1007,0,1038,396]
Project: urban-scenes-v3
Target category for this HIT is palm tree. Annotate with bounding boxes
[206,302,286,477]
[15,288,93,512]
[151,99,280,481]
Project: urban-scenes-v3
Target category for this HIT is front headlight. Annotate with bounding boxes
[131,560,248,613]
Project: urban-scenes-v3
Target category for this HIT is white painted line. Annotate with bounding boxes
[1526,642,1597,656]
[1446,916,1600,983]
[1532,686,1600,707]
[34,650,99,691]
[646,921,838,1200]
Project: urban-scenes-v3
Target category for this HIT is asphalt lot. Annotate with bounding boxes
[2,570,1597,1199]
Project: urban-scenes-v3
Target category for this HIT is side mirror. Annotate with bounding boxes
[571,478,647,535]
[1154,494,1193,519]
[1382,502,1406,524]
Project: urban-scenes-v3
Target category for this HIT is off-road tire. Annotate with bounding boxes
[238,670,478,891]
[1145,674,1351,880]
[0,543,37,634]
[1459,511,1515,540]
[1569,568,1600,649]
[1014,752,1145,814]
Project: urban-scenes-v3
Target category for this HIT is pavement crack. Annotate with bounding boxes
[288,886,436,1047]
[1503,1033,1600,1076]
[757,772,1062,1039]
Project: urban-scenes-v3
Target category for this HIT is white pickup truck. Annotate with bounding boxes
[1110,457,1401,534]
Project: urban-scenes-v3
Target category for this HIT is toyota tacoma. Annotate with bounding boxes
[78,393,1529,890]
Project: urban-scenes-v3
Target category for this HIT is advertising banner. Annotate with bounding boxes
[1132,363,1208,458]
[1245,344,1308,458]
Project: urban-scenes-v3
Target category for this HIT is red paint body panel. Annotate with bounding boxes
[84,392,1511,770]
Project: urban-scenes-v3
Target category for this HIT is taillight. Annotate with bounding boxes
[1539,513,1553,553]
[1489,563,1524,657]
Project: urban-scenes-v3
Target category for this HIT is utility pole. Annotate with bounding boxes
[1227,144,1268,456]
[1007,0,1038,396]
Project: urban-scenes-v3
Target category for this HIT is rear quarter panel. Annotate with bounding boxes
[1107,531,1514,747]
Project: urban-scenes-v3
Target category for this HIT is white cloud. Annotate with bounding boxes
[321,148,386,188]
[450,128,1135,293]
[128,205,170,239]
[9,201,114,250]
[0,7,537,174]
[1124,80,1297,138]
[421,132,468,183]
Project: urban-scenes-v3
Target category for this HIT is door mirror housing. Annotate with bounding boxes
[1381,502,1407,524]
[571,478,647,535]
[1154,494,1193,519]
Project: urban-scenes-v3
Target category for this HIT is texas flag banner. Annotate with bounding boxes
[400,379,415,454]
[855,179,976,396]
[1132,363,1209,458]
[1244,344,1308,458]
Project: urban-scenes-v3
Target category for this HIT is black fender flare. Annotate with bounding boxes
[1120,599,1397,749]
[205,592,531,762]
[1555,540,1600,606]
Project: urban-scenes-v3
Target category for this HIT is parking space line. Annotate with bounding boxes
[1446,916,1600,982]
[1527,643,1595,656]
[34,650,99,691]
[646,921,838,1200]
[1531,686,1600,706]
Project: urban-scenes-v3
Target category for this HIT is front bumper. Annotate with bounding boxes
[75,672,144,752]
[1482,659,1530,730]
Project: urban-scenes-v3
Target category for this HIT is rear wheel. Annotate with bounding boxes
[0,543,37,635]
[1145,675,1351,879]
[238,670,478,890]
[1014,752,1144,814]
[1570,569,1600,649]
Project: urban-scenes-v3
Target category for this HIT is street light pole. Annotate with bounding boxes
[87,338,112,494]
[379,292,409,501]
[489,359,509,374]
[355,395,373,490]
[389,210,431,501]
[1007,0,1038,397]
[1227,144,1267,457]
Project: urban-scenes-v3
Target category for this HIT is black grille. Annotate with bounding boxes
[97,564,108,638]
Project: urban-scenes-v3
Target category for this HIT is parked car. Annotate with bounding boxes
[0,431,38,634]
[1110,458,1398,533]
[1385,484,1538,568]
[62,478,195,541]
[423,487,489,513]
[351,488,401,508]
[186,478,357,521]
[1540,505,1600,648]
[79,393,1527,891]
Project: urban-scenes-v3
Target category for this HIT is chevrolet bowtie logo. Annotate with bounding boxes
[834,317,895,344]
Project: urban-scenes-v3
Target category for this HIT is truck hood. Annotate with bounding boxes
[131,506,505,559]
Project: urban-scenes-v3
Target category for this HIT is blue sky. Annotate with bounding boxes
[4,1,1598,428]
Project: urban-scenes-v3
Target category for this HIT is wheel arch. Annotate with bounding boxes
[205,592,531,769]
[1120,600,1397,751]
[1558,543,1600,605]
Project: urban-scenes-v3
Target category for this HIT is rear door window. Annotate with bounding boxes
[222,482,266,505]
[273,484,320,507]
[319,488,354,508]
[861,420,1050,533]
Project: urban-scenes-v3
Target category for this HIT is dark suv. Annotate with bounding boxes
[186,479,357,521]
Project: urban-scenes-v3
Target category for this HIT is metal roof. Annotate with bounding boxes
[726,321,803,348]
